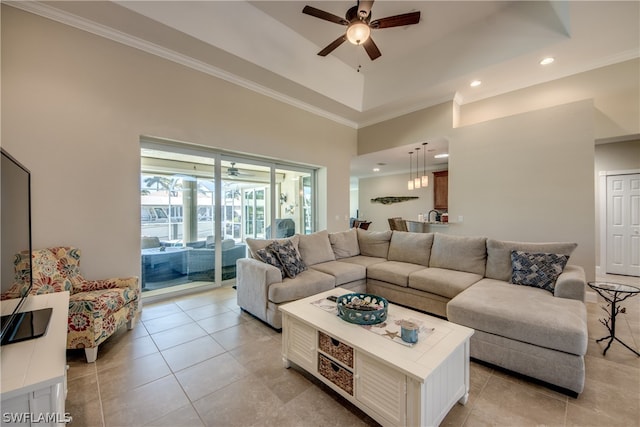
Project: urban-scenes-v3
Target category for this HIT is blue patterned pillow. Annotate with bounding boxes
[269,240,307,278]
[510,250,569,293]
[255,247,286,279]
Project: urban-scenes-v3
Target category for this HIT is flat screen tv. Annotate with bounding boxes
[0,148,52,345]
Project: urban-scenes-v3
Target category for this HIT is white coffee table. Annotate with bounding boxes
[280,288,474,427]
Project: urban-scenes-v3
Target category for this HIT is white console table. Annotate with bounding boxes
[1,292,69,426]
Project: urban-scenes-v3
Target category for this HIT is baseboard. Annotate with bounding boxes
[585,291,597,303]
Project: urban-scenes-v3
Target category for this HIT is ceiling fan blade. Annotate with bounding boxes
[318,34,347,56]
[303,6,349,26]
[370,11,420,29]
[362,37,381,60]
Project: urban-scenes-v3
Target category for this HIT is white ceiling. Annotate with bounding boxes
[14,1,639,179]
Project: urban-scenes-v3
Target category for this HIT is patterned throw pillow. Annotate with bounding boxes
[255,247,286,279]
[510,250,569,293]
[269,240,307,278]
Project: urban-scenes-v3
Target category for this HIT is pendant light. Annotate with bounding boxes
[421,142,429,187]
[414,147,421,189]
[407,151,414,190]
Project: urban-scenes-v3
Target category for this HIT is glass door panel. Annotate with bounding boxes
[140,146,316,295]
[275,167,313,236]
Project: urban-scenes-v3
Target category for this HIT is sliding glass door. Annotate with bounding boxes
[140,143,316,295]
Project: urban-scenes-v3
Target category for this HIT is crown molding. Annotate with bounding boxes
[5,1,359,129]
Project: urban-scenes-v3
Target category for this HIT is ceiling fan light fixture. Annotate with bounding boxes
[346,21,371,45]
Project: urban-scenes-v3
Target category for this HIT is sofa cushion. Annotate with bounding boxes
[329,229,360,259]
[246,235,300,259]
[357,229,392,258]
[268,269,335,304]
[387,232,434,267]
[367,261,427,287]
[510,251,569,293]
[408,267,482,299]
[337,255,387,268]
[298,230,336,266]
[310,261,366,286]
[447,278,587,356]
[270,240,307,278]
[486,239,577,281]
[429,233,487,276]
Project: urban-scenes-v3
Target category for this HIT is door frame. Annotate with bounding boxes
[597,168,640,276]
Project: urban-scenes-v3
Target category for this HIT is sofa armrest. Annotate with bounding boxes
[554,265,586,302]
[236,258,282,322]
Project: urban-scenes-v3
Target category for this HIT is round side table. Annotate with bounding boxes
[588,281,640,356]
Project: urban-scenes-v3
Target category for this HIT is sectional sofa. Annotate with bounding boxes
[236,229,588,395]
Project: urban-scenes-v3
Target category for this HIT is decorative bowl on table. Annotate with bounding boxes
[336,293,388,325]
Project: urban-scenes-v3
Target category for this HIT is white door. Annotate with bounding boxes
[606,174,640,276]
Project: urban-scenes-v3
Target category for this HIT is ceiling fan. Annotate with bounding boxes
[302,0,420,60]
[226,162,253,177]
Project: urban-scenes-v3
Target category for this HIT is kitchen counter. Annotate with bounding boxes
[406,220,450,233]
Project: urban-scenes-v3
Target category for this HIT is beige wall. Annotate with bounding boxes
[449,100,595,279]
[1,7,356,279]
[357,102,454,155]
[460,59,640,140]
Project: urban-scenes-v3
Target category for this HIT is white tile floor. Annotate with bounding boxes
[65,275,640,427]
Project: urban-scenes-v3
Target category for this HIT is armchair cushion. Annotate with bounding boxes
[73,276,140,293]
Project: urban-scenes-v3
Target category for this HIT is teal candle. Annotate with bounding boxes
[400,320,419,343]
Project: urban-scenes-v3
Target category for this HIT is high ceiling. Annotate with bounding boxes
[12,1,639,178]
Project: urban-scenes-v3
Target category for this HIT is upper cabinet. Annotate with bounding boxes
[433,171,448,210]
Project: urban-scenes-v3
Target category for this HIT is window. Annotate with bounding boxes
[139,142,317,295]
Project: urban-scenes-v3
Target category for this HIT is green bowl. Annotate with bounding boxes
[336,293,388,325]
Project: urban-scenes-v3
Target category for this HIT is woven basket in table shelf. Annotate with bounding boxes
[318,332,354,368]
[318,354,353,396]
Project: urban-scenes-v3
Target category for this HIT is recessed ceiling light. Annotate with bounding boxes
[540,57,555,65]
[434,153,449,159]
[470,80,482,87]
[373,168,380,172]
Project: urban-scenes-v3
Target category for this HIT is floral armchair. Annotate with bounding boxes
[1,247,140,363]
